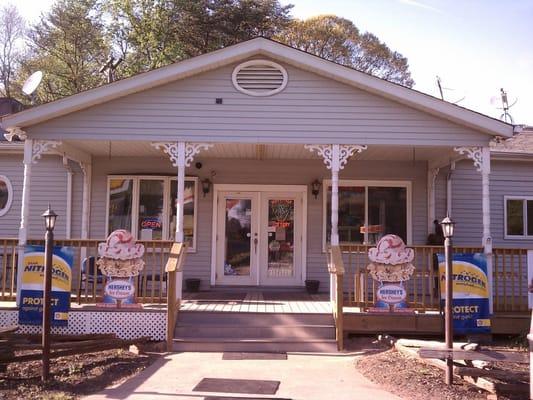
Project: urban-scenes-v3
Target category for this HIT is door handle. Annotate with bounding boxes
[254,237,258,253]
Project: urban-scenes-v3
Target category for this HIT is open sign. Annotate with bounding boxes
[141,218,162,229]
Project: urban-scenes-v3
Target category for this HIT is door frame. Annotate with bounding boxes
[210,184,308,286]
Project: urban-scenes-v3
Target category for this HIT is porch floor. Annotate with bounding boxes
[180,291,330,314]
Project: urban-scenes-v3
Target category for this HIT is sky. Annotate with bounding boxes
[3,0,532,125]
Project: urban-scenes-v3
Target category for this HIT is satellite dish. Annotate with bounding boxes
[22,71,43,96]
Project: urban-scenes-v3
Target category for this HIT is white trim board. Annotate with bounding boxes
[210,184,308,287]
[2,38,512,138]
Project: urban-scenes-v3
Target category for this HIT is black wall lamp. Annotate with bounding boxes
[311,179,321,199]
[201,178,212,197]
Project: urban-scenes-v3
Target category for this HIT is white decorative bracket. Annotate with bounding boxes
[305,144,367,170]
[454,146,484,172]
[31,140,62,163]
[4,126,27,141]
[152,142,213,167]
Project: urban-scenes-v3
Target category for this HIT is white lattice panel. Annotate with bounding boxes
[0,310,165,341]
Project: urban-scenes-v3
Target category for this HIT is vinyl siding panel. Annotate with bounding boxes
[89,157,428,291]
[27,61,489,146]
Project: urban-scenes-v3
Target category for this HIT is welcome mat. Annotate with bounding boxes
[222,352,287,360]
[193,378,280,394]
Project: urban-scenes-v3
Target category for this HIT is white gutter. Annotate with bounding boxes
[62,155,73,239]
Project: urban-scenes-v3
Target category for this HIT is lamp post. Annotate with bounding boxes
[440,215,455,385]
[42,205,57,382]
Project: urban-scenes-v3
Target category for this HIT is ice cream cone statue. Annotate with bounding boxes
[367,234,415,311]
[97,230,145,307]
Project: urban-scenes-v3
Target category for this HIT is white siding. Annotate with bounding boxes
[27,60,489,146]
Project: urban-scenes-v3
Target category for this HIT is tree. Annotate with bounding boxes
[106,0,292,75]
[19,0,109,102]
[0,4,25,98]
[276,15,414,87]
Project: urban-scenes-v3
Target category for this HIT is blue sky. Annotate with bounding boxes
[4,0,533,125]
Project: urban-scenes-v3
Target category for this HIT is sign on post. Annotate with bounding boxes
[18,245,73,326]
[437,253,491,334]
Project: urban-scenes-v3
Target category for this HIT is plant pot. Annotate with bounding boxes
[185,278,201,292]
[305,279,320,294]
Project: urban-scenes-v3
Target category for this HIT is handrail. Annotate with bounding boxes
[166,242,188,351]
[328,245,345,351]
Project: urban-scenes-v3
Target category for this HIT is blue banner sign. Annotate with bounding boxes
[18,245,74,327]
[437,253,491,334]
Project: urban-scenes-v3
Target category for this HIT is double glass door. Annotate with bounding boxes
[215,190,303,286]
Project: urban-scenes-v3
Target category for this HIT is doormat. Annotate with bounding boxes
[222,352,287,360]
[193,378,280,394]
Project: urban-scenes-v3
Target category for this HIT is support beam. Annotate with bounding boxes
[446,162,455,217]
[427,167,439,234]
[152,141,212,301]
[62,156,73,239]
[80,162,92,240]
[454,146,493,312]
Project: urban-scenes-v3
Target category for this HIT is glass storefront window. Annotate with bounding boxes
[138,179,164,240]
[108,178,133,233]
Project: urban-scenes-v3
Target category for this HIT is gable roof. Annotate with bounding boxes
[1,37,514,137]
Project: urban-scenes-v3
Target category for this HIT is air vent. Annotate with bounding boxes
[232,60,288,97]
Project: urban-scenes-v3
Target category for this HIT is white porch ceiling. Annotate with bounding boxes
[63,140,453,162]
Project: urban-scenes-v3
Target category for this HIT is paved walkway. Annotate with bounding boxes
[84,351,401,400]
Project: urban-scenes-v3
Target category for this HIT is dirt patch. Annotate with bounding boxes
[350,336,527,400]
[0,345,160,400]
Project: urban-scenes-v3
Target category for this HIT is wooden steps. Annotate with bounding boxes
[173,311,337,353]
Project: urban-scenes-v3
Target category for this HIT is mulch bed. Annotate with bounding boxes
[0,346,160,400]
[351,336,527,400]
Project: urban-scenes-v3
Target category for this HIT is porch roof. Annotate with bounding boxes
[2,38,514,139]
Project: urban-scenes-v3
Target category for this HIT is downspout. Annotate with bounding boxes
[446,161,455,217]
[62,155,73,239]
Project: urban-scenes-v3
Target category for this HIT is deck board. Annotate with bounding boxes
[181,291,330,314]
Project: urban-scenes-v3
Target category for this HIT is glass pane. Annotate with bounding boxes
[0,180,8,210]
[138,179,164,240]
[528,201,533,236]
[169,180,196,246]
[108,179,133,233]
[224,199,252,276]
[368,186,407,244]
[326,186,365,243]
[507,199,524,235]
[267,199,294,278]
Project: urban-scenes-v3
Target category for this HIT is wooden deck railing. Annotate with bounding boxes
[165,242,188,351]
[339,244,529,313]
[327,245,345,350]
[0,238,175,304]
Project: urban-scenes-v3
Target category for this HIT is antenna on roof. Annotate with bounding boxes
[22,71,43,105]
[99,55,123,83]
[435,75,465,104]
[491,88,517,124]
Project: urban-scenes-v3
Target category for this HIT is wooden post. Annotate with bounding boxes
[175,142,186,301]
[481,147,493,314]
[427,168,439,233]
[42,225,54,381]
[331,144,340,247]
[444,235,454,385]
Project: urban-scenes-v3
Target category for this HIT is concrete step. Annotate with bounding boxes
[174,324,336,339]
[177,311,333,326]
[172,338,338,353]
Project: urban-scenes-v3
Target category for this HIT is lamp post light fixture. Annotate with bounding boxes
[201,178,211,197]
[41,204,57,382]
[311,179,321,199]
[440,215,455,385]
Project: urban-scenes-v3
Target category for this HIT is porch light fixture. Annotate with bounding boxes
[440,214,455,385]
[311,179,321,199]
[41,204,57,382]
[440,215,455,238]
[201,178,211,197]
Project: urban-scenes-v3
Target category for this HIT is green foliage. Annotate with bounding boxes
[276,15,414,87]
[18,0,109,103]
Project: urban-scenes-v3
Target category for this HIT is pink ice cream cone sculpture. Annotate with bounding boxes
[367,234,415,282]
[97,230,145,277]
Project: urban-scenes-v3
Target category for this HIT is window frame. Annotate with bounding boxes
[105,175,198,251]
[0,175,13,217]
[322,179,412,250]
[503,195,533,240]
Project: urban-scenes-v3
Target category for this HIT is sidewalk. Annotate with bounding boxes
[84,351,401,400]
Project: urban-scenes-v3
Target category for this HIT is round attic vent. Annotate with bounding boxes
[232,60,288,97]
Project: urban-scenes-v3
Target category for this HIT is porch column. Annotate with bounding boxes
[152,141,213,300]
[305,144,367,302]
[80,162,92,240]
[427,167,439,234]
[455,146,493,312]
